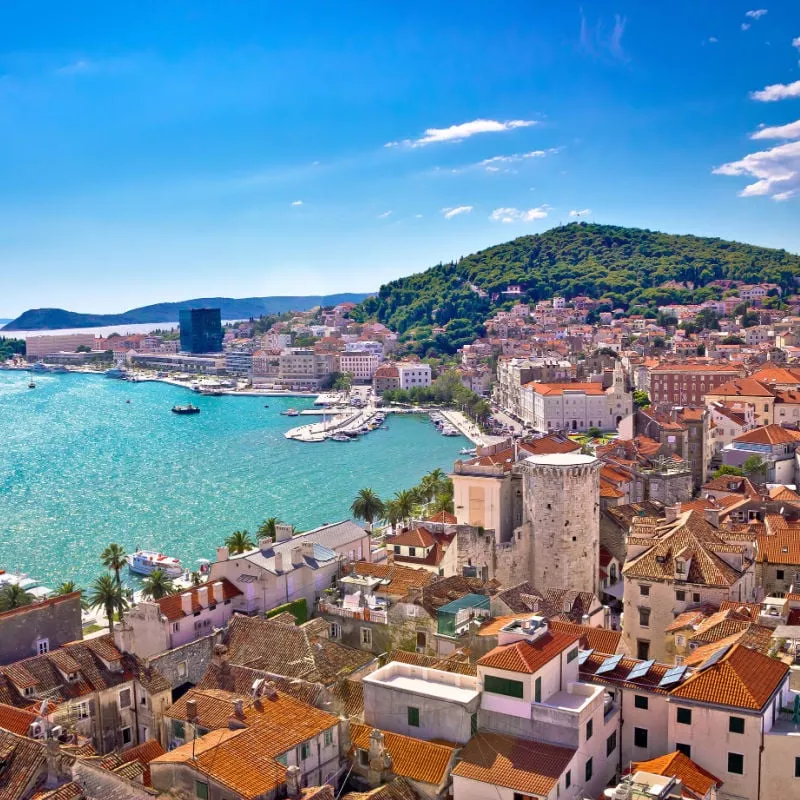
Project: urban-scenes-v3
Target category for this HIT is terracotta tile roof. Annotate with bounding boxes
[689,609,756,645]
[224,615,374,685]
[424,510,457,524]
[118,738,165,787]
[547,620,622,655]
[718,600,761,620]
[462,446,517,471]
[478,630,580,674]
[157,578,243,621]
[350,724,455,786]
[580,653,676,694]
[494,582,597,623]
[520,435,581,456]
[757,529,800,565]
[0,730,46,800]
[32,782,83,800]
[623,510,749,587]
[706,378,775,398]
[702,475,760,498]
[351,561,434,596]
[155,690,339,800]
[651,363,741,373]
[733,424,800,446]
[767,485,800,502]
[670,644,788,710]
[341,777,419,800]
[523,381,605,396]
[774,389,800,404]
[388,527,436,548]
[683,626,773,667]
[665,605,718,633]
[329,678,364,720]
[452,732,575,796]
[750,366,800,386]
[631,752,722,800]
[0,703,36,736]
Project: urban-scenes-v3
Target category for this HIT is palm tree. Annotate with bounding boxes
[56,581,78,595]
[425,468,447,498]
[0,584,34,612]
[350,488,385,532]
[430,493,454,515]
[140,569,175,601]
[392,489,415,528]
[382,499,403,534]
[256,517,282,540]
[225,529,255,555]
[101,543,127,586]
[88,575,128,636]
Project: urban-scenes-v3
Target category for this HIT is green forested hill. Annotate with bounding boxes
[355,223,800,342]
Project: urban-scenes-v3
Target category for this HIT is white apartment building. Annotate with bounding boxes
[26,333,97,359]
[338,351,380,382]
[277,348,335,389]
[262,331,292,351]
[345,340,383,358]
[397,362,432,390]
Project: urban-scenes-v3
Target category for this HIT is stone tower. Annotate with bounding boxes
[516,452,600,595]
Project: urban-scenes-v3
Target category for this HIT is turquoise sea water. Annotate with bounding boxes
[0,371,466,588]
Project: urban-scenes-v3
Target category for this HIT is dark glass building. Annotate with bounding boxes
[179,308,223,353]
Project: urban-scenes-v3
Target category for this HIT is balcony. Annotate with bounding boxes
[318,599,388,625]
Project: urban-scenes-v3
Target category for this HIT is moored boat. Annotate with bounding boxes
[281,408,300,417]
[126,550,183,578]
[172,404,200,415]
[330,433,351,442]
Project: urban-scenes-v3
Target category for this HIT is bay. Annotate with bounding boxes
[0,371,466,588]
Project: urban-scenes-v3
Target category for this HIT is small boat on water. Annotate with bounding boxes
[441,425,460,436]
[460,447,477,455]
[330,433,351,442]
[28,382,35,389]
[127,550,183,578]
[264,404,270,409]
[282,408,300,417]
[172,404,200,415]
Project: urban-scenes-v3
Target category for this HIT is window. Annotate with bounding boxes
[172,720,186,740]
[416,631,427,649]
[407,706,420,727]
[408,547,416,557]
[75,701,90,720]
[565,770,571,789]
[36,639,49,655]
[606,732,617,757]
[693,593,701,603]
[675,590,685,602]
[360,627,372,647]
[195,782,209,800]
[634,727,648,749]
[172,622,180,633]
[728,753,744,774]
[276,753,288,766]
[677,707,692,725]
[795,756,800,778]
[637,640,650,660]
[567,647,579,663]
[299,742,311,760]
[634,695,649,710]
[676,743,691,758]
[394,545,400,554]
[177,661,188,679]
[324,729,334,747]
[118,688,132,709]
[639,608,651,627]
[639,584,650,597]
[777,570,785,580]
[535,676,542,703]
[585,757,593,782]
[586,718,593,741]
[121,726,132,745]
[729,716,745,734]
[485,674,524,699]
[330,623,341,639]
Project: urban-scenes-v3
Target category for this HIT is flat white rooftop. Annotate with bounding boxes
[525,452,597,467]
[364,661,479,704]
[378,673,479,703]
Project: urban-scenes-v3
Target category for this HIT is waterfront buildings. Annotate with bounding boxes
[337,351,380,383]
[127,351,225,374]
[25,333,97,359]
[179,307,223,354]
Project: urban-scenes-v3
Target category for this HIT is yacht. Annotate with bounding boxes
[0,569,54,599]
[441,425,460,436]
[460,447,477,455]
[31,362,49,373]
[172,404,200,415]
[127,550,183,578]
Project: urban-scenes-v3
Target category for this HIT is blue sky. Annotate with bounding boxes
[1,2,799,317]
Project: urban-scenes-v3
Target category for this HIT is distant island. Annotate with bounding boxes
[2,293,372,331]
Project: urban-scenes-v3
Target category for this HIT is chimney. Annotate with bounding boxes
[232,699,245,719]
[367,728,391,786]
[285,765,302,799]
[263,680,278,700]
[197,586,209,608]
[291,546,304,567]
[274,552,284,572]
[212,643,229,666]
[664,502,682,523]
[275,523,294,542]
[704,507,720,528]
[186,699,198,723]
[258,537,272,552]
[302,541,315,559]
[212,580,224,601]
[216,546,229,562]
[181,592,193,615]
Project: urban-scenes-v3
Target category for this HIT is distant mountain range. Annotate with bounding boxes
[1,294,372,331]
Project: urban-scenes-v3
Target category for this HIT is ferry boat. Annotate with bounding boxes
[172,404,200,415]
[127,550,183,578]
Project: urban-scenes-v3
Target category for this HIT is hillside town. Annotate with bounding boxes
[3,278,800,800]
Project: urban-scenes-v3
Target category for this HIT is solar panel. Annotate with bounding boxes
[658,665,687,687]
[698,644,731,672]
[595,653,624,675]
[626,659,655,681]
[577,648,594,665]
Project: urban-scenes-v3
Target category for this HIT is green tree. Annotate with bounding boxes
[56,580,78,595]
[257,518,283,540]
[0,584,34,612]
[88,574,128,636]
[712,465,745,479]
[225,530,255,555]
[332,372,353,391]
[587,427,603,439]
[350,488,385,531]
[140,569,175,601]
[633,390,650,409]
[742,455,767,478]
[75,344,92,353]
[382,499,403,533]
[430,493,454,515]
[101,543,127,586]
[392,489,416,528]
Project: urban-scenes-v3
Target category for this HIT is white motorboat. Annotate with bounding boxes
[127,550,183,578]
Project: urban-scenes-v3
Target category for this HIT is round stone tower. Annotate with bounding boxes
[517,452,600,596]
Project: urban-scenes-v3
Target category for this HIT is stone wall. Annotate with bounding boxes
[145,631,223,691]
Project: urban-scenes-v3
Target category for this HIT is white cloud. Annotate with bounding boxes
[793,36,800,49]
[569,209,592,217]
[489,206,549,223]
[414,214,423,219]
[751,119,800,140]
[713,140,800,199]
[386,119,536,148]
[291,200,303,206]
[56,59,95,75]
[708,36,719,43]
[377,210,392,219]
[751,79,800,101]
[442,206,473,219]
[745,9,768,19]
[741,23,751,31]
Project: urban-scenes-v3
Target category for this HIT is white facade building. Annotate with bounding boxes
[338,351,380,382]
[397,362,432,390]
